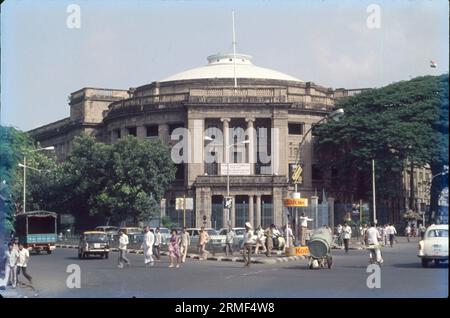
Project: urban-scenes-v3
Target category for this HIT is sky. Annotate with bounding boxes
[1,0,448,131]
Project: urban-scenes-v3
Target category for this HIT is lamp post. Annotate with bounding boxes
[18,146,55,213]
[205,136,249,227]
[291,108,344,237]
[421,167,449,225]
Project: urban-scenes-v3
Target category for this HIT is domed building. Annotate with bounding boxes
[29,52,381,229]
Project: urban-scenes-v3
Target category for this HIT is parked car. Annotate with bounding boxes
[158,227,171,246]
[95,226,118,234]
[119,227,143,235]
[95,226,118,240]
[78,231,110,259]
[187,228,226,247]
[418,224,448,267]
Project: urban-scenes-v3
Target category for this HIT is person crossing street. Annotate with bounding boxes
[17,244,33,285]
[180,227,190,263]
[243,222,254,267]
[142,226,155,266]
[117,230,130,269]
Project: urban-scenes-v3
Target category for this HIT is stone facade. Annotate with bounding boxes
[28,77,430,228]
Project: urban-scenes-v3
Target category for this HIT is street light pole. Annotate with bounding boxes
[23,156,26,213]
[372,159,377,225]
[204,136,248,227]
[20,146,55,213]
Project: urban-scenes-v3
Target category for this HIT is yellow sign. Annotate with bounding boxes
[291,165,303,183]
[284,198,308,207]
[285,246,310,257]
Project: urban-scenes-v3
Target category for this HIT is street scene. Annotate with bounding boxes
[0,0,448,301]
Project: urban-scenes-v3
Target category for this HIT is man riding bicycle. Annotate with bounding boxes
[365,222,383,265]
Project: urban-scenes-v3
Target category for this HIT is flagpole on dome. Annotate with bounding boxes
[232,10,237,89]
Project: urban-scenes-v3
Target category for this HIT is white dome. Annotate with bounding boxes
[160,53,303,82]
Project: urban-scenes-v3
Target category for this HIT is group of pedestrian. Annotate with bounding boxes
[405,223,426,241]
[1,241,33,290]
[117,226,190,269]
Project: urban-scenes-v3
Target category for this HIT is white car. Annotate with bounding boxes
[187,228,226,247]
[218,227,257,246]
[418,224,448,267]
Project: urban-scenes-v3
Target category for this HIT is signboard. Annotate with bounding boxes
[284,198,308,207]
[224,196,233,209]
[291,165,303,183]
[175,197,194,210]
[220,163,251,176]
[185,198,194,210]
[285,246,310,257]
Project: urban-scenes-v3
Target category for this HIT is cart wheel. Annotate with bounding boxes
[327,256,333,269]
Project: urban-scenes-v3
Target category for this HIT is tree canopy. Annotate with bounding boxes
[314,74,449,221]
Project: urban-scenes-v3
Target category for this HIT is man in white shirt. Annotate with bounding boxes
[17,244,32,284]
[365,222,383,264]
[243,222,254,267]
[224,228,235,256]
[255,226,266,255]
[342,222,352,253]
[117,230,130,269]
[0,243,19,289]
[141,226,155,266]
[405,224,411,242]
[386,224,397,247]
[299,213,313,246]
[153,227,162,262]
[180,227,190,263]
[285,224,294,248]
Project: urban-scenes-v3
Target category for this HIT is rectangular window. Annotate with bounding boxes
[127,127,137,136]
[113,129,121,139]
[169,123,184,135]
[288,123,303,135]
[146,125,159,137]
[312,164,323,180]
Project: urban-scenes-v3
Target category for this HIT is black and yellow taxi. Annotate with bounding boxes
[78,231,110,259]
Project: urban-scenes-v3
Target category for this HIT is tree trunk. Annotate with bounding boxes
[409,162,416,211]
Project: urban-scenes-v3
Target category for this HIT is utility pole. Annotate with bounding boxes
[372,159,377,225]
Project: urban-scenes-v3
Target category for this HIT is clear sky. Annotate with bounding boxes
[1,0,448,131]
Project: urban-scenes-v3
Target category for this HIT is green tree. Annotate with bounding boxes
[62,135,176,230]
[0,126,60,233]
[314,74,449,222]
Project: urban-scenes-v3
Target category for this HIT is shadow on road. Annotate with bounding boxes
[392,262,448,269]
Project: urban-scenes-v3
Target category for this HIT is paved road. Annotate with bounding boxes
[4,238,447,298]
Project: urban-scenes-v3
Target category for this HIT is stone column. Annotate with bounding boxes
[222,195,228,228]
[231,196,236,228]
[302,123,313,189]
[136,126,146,139]
[195,187,212,228]
[256,195,262,227]
[220,118,231,171]
[187,118,204,187]
[248,195,254,227]
[272,187,284,226]
[327,196,335,230]
[121,127,129,138]
[311,195,319,228]
[158,123,170,144]
[271,109,288,176]
[245,118,256,174]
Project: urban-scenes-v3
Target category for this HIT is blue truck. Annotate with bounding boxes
[15,211,57,254]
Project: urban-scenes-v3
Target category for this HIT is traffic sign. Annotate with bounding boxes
[284,198,308,207]
[224,196,233,209]
[291,165,303,183]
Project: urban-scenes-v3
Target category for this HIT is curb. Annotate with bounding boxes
[56,244,305,264]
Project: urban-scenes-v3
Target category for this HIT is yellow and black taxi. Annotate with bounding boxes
[78,231,110,259]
